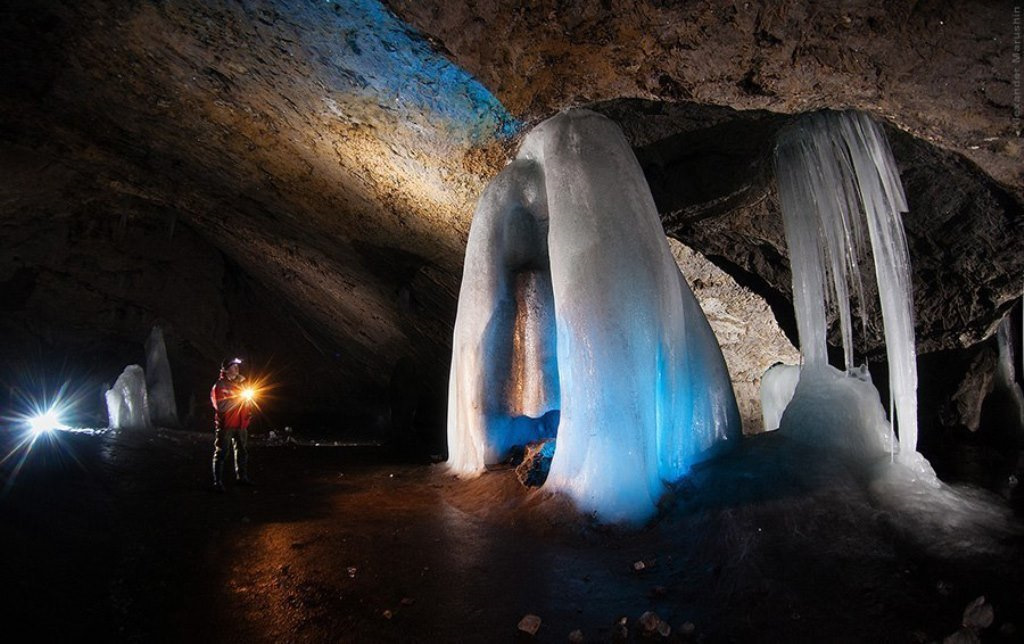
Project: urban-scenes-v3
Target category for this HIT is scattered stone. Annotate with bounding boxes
[962,596,994,630]
[679,622,696,637]
[347,566,357,578]
[400,597,415,606]
[936,580,953,596]
[612,616,629,641]
[633,560,647,572]
[943,628,981,644]
[382,609,393,620]
[515,439,556,487]
[999,623,1017,636]
[639,611,660,632]
[568,629,584,643]
[518,614,542,636]
[639,611,671,638]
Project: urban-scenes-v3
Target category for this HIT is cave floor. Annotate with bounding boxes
[1,427,1022,643]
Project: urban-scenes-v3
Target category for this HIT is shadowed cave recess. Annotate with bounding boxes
[1,0,1024,640]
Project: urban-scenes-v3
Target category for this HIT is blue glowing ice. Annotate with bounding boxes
[447,110,740,523]
[312,0,520,142]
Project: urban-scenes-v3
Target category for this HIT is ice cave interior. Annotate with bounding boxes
[1,1,1022,640]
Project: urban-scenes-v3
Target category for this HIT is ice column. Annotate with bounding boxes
[145,325,179,427]
[774,111,921,461]
[447,110,740,522]
[106,364,153,430]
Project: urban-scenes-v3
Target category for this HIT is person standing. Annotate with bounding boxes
[210,357,254,492]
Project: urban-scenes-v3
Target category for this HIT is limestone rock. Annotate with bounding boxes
[670,238,800,433]
[515,439,556,488]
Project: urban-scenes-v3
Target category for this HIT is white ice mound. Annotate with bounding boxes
[106,364,152,430]
[780,364,895,462]
[780,366,1017,555]
[760,363,800,432]
[447,109,741,523]
[145,325,179,427]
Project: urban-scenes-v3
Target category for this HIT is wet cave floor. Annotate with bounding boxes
[1,427,1022,643]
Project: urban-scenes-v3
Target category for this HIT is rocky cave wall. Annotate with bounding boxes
[0,146,380,427]
[1,0,1021,445]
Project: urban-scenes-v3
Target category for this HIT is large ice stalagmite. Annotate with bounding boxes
[447,109,740,522]
[145,325,179,427]
[106,364,153,430]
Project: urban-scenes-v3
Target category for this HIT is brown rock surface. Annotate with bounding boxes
[387,0,1022,191]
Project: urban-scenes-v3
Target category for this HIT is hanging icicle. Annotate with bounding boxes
[774,110,921,461]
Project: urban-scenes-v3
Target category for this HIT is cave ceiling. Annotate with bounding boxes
[1,0,1021,400]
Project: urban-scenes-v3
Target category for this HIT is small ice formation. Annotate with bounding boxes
[994,314,1024,435]
[781,364,895,463]
[145,325,178,428]
[760,363,800,432]
[105,365,152,430]
[447,109,740,523]
[774,110,927,471]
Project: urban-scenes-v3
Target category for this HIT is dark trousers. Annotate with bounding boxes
[212,426,248,484]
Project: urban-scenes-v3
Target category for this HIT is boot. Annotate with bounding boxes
[212,454,226,492]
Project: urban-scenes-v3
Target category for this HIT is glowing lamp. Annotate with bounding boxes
[27,409,65,435]
[241,387,257,403]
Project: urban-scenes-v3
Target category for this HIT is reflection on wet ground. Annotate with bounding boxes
[1,426,1022,642]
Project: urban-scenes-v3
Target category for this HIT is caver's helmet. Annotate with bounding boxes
[221,357,243,372]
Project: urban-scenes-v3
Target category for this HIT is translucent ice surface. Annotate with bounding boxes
[775,111,922,462]
[779,364,895,463]
[106,364,152,430]
[145,325,178,427]
[447,109,740,522]
[760,363,800,432]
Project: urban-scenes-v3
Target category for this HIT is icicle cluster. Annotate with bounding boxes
[774,111,920,459]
